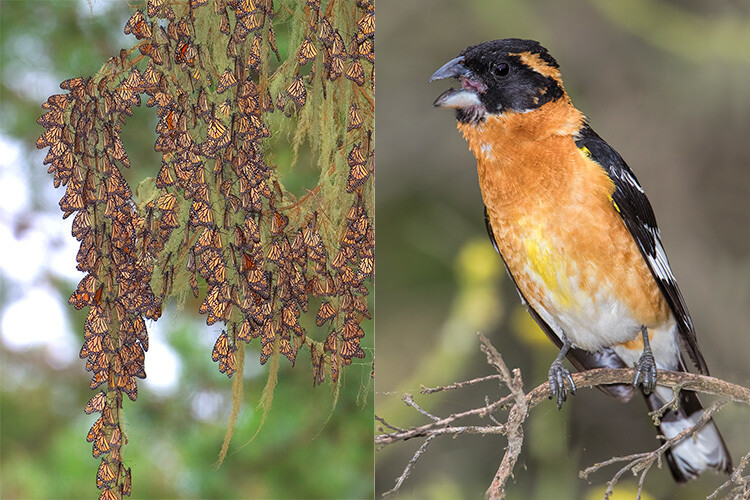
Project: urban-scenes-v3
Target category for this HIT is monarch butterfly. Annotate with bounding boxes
[71,210,91,240]
[340,266,356,287]
[37,108,64,128]
[139,43,164,65]
[237,318,256,342]
[248,296,268,325]
[87,415,106,443]
[306,345,327,387]
[285,77,306,107]
[42,93,72,111]
[347,144,366,167]
[347,103,363,131]
[97,459,117,487]
[316,301,337,326]
[358,38,375,65]
[298,37,318,66]
[343,319,364,340]
[309,275,329,297]
[109,425,122,449]
[175,17,191,38]
[156,192,176,212]
[354,295,371,317]
[219,8,230,34]
[346,163,370,192]
[147,0,163,17]
[330,249,348,271]
[357,12,374,40]
[247,36,262,72]
[89,369,108,390]
[142,62,160,88]
[117,373,139,401]
[326,54,344,81]
[236,0,261,17]
[278,334,296,363]
[341,337,365,360]
[259,322,277,363]
[289,231,306,263]
[86,309,108,336]
[218,99,232,116]
[323,331,337,353]
[176,41,198,67]
[212,331,234,372]
[85,392,107,414]
[330,31,345,58]
[121,467,132,496]
[345,59,365,86]
[281,301,300,328]
[270,211,288,235]
[199,249,226,283]
[190,200,214,227]
[217,69,237,94]
[155,163,175,189]
[207,117,230,147]
[195,226,218,254]
[318,17,333,44]
[124,10,152,40]
[71,274,97,309]
[92,425,113,456]
[99,487,118,500]
[60,77,84,92]
[359,255,373,276]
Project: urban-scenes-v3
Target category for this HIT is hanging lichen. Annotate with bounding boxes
[36,0,374,497]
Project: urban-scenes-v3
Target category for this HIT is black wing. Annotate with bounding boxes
[574,123,708,375]
[484,208,636,402]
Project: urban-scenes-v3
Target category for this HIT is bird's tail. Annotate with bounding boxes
[644,385,732,482]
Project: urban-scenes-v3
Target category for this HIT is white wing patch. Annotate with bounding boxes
[614,164,645,193]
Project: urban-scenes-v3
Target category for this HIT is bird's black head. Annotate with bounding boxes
[430,38,565,123]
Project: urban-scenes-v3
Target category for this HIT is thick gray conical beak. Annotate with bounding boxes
[429,56,470,82]
[431,56,483,109]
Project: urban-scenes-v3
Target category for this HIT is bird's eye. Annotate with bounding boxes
[491,63,509,77]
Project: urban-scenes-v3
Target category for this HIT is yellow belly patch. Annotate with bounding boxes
[521,226,574,309]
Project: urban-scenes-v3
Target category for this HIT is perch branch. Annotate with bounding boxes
[377,335,750,499]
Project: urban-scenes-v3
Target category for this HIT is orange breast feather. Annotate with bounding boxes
[458,99,669,331]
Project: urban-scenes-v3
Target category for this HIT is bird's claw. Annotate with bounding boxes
[633,351,657,394]
[548,360,576,410]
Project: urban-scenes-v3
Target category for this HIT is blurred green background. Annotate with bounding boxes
[375,0,750,499]
[0,1,373,498]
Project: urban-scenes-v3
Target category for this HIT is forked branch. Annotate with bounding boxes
[376,333,750,499]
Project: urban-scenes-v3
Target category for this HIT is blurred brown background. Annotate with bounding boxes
[375,0,750,498]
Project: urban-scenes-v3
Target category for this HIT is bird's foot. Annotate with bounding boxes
[633,350,657,394]
[548,360,576,410]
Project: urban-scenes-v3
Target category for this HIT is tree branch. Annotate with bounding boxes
[377,334,750,499]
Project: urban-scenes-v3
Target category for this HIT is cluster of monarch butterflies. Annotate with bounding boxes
[36,0,373,498]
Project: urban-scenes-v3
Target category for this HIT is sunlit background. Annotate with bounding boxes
[376,1,750,499]
[0,1,373,498]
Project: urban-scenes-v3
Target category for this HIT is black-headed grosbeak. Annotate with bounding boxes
[430,38,731,482]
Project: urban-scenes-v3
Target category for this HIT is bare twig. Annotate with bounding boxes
[375,393,514,445]
[479,333,528,500]
[375,415,405,434]
[402,393,440,421]
[381,435,437,497]
[707,451,750,500]
[377,337,750,499]
[580,399,728,499]
[420,374,503,394]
